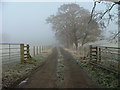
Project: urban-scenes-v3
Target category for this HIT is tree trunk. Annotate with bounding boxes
[81,33,87,46]
[74,40,78,50]
[73,29,78,50]
[66,39,70,48]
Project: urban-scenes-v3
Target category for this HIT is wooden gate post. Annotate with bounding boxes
[89,45,92,63]
[26,44,30,59]
[99,47,101,62]
[20,44,24,64]
[96,46,98,62]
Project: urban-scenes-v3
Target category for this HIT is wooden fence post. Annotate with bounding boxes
[20,44,24,64]
[36,46,38,55]
[44,46,45,52]
[41,46,42,53]
[9,44,10,60]
[39,46,41,54]
[42,46,43,53]
[37,46,39,54]
[33,46,35,57]
[38,46,39,54]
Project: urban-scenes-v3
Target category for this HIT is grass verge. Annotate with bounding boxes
[67,49,119,88]
[2,52,50,88]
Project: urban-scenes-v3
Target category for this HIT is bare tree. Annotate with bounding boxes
[46,3,102,50]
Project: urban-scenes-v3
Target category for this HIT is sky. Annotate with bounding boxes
[1,1,118,45]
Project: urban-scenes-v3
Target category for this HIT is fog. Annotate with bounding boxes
[2,2,59,45]
[1,2,118,45]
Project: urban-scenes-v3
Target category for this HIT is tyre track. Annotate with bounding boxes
[60,48,98,88]
[17,48,58,88]
[16,47,98,88]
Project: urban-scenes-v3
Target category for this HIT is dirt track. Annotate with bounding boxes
[17,47,98,88]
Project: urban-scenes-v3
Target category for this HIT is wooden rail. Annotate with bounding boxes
[89,45,120,74]
[89,45,98,63]
[0,43,32,64]
[1,43,52,65]
[0,43,23,45]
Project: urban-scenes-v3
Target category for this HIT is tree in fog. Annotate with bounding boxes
[46,3,102,49]
[78,16,102,46]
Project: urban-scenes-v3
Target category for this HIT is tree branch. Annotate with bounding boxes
[100,3,116,19]
[112,31,120,40]
[88,2,97,24]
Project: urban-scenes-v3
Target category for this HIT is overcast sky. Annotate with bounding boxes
[1,2,118,45]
